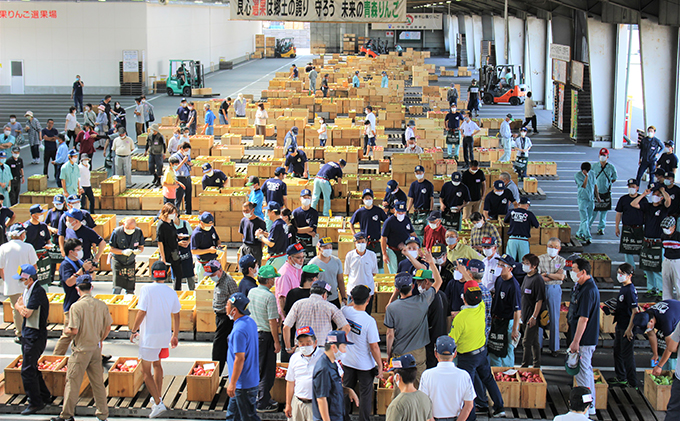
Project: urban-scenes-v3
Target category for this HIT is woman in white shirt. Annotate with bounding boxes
[65,106,80,148]
[78,154,95,214]
[317,117,328,147]
[254,103,268,136]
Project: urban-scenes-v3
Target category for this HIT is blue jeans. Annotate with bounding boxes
[488,321,517,368]
[206,126,214,136]
[219,114,228,125]
[226,386,261,421]
[505,238,530,262]
[447,143,460,159]
[544,284,562,352]
[636,160,656,187]
[457,347,504,418]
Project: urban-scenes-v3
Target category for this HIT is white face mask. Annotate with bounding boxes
[408,250,419,259]
[3,131,9,137]
[446,237,457,246]
[55,203,64,210]
[66,221,74,230]
[168,213,177,220]
[417,286,426,294]
[428,222,438,230]
[334,351,345,360]
[243,212,253,219]
[70,157,78,163]
[301,198,312,207]
[355,242,367,253]
[452,181,461,186]
[292,263,303,270]
[483,248,495,257]
[470,169,478,174]
[436,256,446,265]
[322,248,333,257]
[124,228,135,235]
[650,195,663,204]
[617,273,628,283]
[363,199,373,207]
[494,190,504,196]
[628,188,637,195]
[454,271,463,281]
[12,154,19,159]
[599,156,607,162]
[547,247,559,258]
[396,213,405,222]
[663,228,674,235]
[10,118,16,123]
[206,171,214,177]
[648,131,654,137]
[228,310,236,321]
[522,264,532,273]
[474,222,484,229]
[202,224,213,232]
[415,173,425,180]
[299,345,315,356]
[75,250,84,260]
[71,203,81,210]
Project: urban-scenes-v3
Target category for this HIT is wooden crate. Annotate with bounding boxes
[540,225,559,245]
[94,295,137,326]
[38,355,67,396]
[4,356,24,394]
[491,367,521,408]
[374,291,393,313]
[600,305,616,334]
[558,225,572,244]
[559,302,569,333]
[48,293,65,324]
[644,369,674,411]
[574,368,608,409]
[585,253,611,278]
[270,362,289,403]
[186,361,220,401]
[2,298,12,323]
[108,357,143,397]
[518,368,547,408]
[27,175,47,191]
[196,309,216,332]
[376,387,393,415]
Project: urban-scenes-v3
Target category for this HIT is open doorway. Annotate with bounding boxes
[623,25,644,145]
[263,21,311,55]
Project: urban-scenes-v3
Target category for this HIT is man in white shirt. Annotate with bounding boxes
[522,91,538,134]
[341,285,383,421]
[0,223,38,342]
[344,232,379,315]
[480,236,502,292]
[110,127,135,188]
[460,113,481,168]
[284,326,322,421]
[553,386,594,421]
[130,261,181,419]
[420,336,475,421]
[404,120,415,146]
[499,114,513,162]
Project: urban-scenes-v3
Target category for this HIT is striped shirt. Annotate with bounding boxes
[283,294,348,346]
[470,223,502,249]
[538,254,566,285]
[662,231,680,259]
[247,285,279,332]
[213,272,238,314]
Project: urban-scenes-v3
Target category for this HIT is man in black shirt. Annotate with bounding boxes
[444,105,463,160]
[440,171,470,230]
[383,180,407,214]
[664,172,680,218]
[285,147,308,178]
[658,140,678,175]
[413,266,450,369]
[219,97,231,125]
[7,145,23,206]
[615,179,646,268]
[461,161,486,220]
[661,216,680,300]
[238,254,259,295]
[72,76,84,113]
[484,180,516,220]
[201,163,228,189]
[239,202,266,264]
[504,197,540,262]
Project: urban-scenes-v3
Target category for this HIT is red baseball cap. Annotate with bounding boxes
[599,148,609,156]
[464,280,481,293]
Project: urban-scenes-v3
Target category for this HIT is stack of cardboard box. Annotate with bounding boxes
[265,37,276,58]
[254,34,265,58]
[343,34,356,54]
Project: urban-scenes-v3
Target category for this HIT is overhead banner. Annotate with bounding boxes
[372,13,442,30]
[230,0,406,23]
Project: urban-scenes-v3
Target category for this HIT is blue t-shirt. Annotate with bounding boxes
[292,206,318,239]
[445,279,466,312]
[381,215,414,249]
[202,170,228,189]
[57,210,96,236]
[570,277,601,346]
[504,208,540,238]
[46,209,65,229]
[615,194,646,226]
[440,182,471,208]
[24,220,51,250]
[59,257,83,312]
[647,300,680,337]
[262,178,287,207]
[484,189,515,219]
[238,276,258,295]
[227,315,259,389]
[614,283,638,327]
[285,151,308,175]
[64,225,103,260]
[249,189,264,219]
[24,283,49,338]
[312,353,345,421]
[205,110,216,126]
[190,226,220,261]
[240,216,266,247]
[408,180,435,211]
[269,218,288,255]
[317,162,343,181]
[491,276,521,319]
[350,206,387,242]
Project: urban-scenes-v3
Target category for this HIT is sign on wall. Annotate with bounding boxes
[373,13,442,30]
[399,31,421,40]
[549,43,571,62]
[123,50,139,73]
[570,61,584,89]
[0,9,57,19]
[386,31,394,37]
[230,0,406,23]
[552,59,568,84]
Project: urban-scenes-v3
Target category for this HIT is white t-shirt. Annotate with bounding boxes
[285,348,323,400]
[0,240,39,296]
[420,361,476,418]
[344,249,378,294]
[340,306,380,371]
[138,282,181,348]
[553,412,591,421]
[66,113,79,131]
[79,163,91,188]
[309,256,343,301]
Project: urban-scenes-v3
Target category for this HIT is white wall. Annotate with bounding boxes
[493,16,506,65]
[587,18,617,141]
[508,17,524,67]
[525,17,546,104]
[472,15,483,69]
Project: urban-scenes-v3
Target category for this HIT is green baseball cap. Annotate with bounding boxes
[413,269,434,280]
[302,264,325,274]
[258,265,281,278]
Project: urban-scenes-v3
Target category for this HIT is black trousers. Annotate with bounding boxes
[176,176,192,215]
[614,325,637,386]
[81,186,95,215]
[170,258,184,291]
[257,331,277,408]
[522,115,537,132]
[462,136,474,165]
[21,334,51,407]
[212,313,233,376]
[425,341,437,369]
[10,178,20,206]
[342,365,375,421]
[43,150,56,176]
[31,145,40,160]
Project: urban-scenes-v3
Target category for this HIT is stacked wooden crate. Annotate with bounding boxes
[265,37,276,58]
[343,33,356,54]
[254,34,265,58]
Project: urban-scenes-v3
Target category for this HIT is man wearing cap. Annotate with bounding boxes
[460,113,481,167]
[461,161,486,220]
[111,127,135,188]
[54,274,111,421]
[408,165,434,228]
[204,259,239,376]
[383,180,408,214]
[175,98,189,127]
[313,160,346,217]
[14,265,51,415]
[553,386,595,421]
[444,104,463,160]
[62,208,105,261]
[310,237,346,307]
[398,237,429,275]
[385,260,443,396]
[276,243,306,319]
[109,217,144,295]
[424,211,446,250]
[238,255,259,295]
[484,179,516,221]
[575,162,597,244]
[262,167,288,229]
[171,142,193,214]
[78,154,95,214]
[636,125,664,186]
[636,300,680,371]
[285,147,309,179]
[293,188,319,262]
[341,285,383,421]
[538,238,567,357]
[202,162,228,189]
[404,120,416,147]
[519,253,545,368]
[0,224,39,343]
[350,188,387,267]
[430,243,456,290]
[662,172,680,219]
[404,135,424,154]
[285,326,322,421]
[6,145,23,206]
[240,202,267,265]
[247,264,282,412]
[420,336,475,421]
[514,127,533,172]
[0,192,14,247]
[477,236,501,291]
[590,148,618,236]
[344,232,379,313]
[131,261,181,418]
[381,201,416,274]
[567,258,600,415]
[504,197,539,261]
[313,330,358,421]
[57,195,96,254]
[385,354,433,421]
[284,126,299,152]
[246,176,265,219]
[487,255,522,367]
[659,140,678,175]
[413,268,451,369]
[615,179,646,269]
[24,205,52,252]
[499,114,513,162]
[440,172,470,230]
[145,124,166,187]
[446,229,483,263]
[191,212,221,278]
[258,202,289,269]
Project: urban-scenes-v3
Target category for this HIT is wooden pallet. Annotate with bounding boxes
[519,187,547,200]
[561,235,584,253]
[94,260,151,282]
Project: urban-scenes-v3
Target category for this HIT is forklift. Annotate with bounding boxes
[359,39,379,58]
[166,59,204,97]
[479,64,529,105]
[275,38,297,58]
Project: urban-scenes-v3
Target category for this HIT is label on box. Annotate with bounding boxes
[503,369,518,376]
[203,363,216,370]
[125,359,138,367]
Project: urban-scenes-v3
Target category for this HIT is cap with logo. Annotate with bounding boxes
[339,159,347,167]
[203,260,222,274]
[258,265,281,279]
[497,254,517,267]
[318,237,333,246]
[627,178,638,186]
[302,264,324,274]
[199,212,214,224]
[300,189,312,197]
[451,172,462,182]
[404,237,421,246]
[65,209,84,221]
[312,279,332,292]
[326,330,354,345]
[13,264,37,280]
[151,261,168,279]
[414,165,425,173]
[76,274,93,287]
[229,292,251,315]
[296,326,315,338]
[666,140,675,146]
[267,201,281,211]
[394,201,407,212]
[68,149,79,157]
[287,243,305,256]
[30,204,47,215]
[481,237,497,247]
[435,336,457,355]
[362,188,373,198]
[599,148,609,156]
[493,180,505,190]
[53,194,66,204]
[388,354,416,371]
[394,272,414,288]
[8,223,25,236]
[431,244,445,258]
[467,259,485,273]
[275,166,286,175]
[520,127,528,132]
[649,182,662,191]
[519,197,531,205]
[67,195,80,203]
[287,146,297,154]
[413,269,434,280]
[353,232,367,240]
[427,211,441,222]
[387,180,399,192]
[202,162,213,173]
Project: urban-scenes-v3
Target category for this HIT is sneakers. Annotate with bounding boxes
[597,229,605,235]
[149,402,167,418]
[256,403,278,413]
[50,417,74,421]
[475,406,489,415]
[149,397,155,406]
[608,377,627,387]
[492,407,506,418]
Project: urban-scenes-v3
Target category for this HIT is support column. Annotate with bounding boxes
[448,14,458,60]
[587,18,617,143]
[544,19,553,111]
[525,17,547,104]
[464,15,476,68]
[612,24,632,149]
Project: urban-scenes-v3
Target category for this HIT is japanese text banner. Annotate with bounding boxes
[230,0,406,23]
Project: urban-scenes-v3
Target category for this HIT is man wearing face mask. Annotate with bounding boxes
[408,165,434,236]
[499,114,513,163]
[285,147,309,179]
[615,179,646,269]
[187,102,198,135]
[25,111,43,165]
[238,255,259,295]
[575,162,597,245]
[276,243,306,320]
[24,205,52,252]
[284,126,299,152]
[538,238,566,357]
[423,211,446,250]
[383,180,408,214]
[444,105,463,160]
[398,237,429,275]
[7,116,24,146]
[293,189,318,262]
[661,217,680,300]
[659,140,678,175]
[191,212,221,280]
[404,136,424,154]
[636,125,664,186]
[285,326,322,421]
[462,161,486,220]
[259,202,289,270]
[446,229,483,263]
[312,159,346,217]
[519,254,545,368]
[663,172,680,221]
[470,212,502,251]
[145,124,166,187]
[62,209,105,262]
[504,197,540,262]
[440,171,470,230]
[488,254,522,368]
[0,151,12,208]
[171,142,193,215]
[631,183,671,299]
[479,236,502,292]
[605,263,639,388]
[110,127,135,189]
[246,176,265,219]
[262,167,288,230]
[344,232,379,314]
[313,330,359,421]
[350,189,387,268]
[57,195,96,254]
[460,113,481,167]
[430,244,456,292]
[484,180,516,221]
[0,125,15,151]
[201,162,228,189]
[6,146,23,206]
[310,237,346,308]
[381,201,416,275]
[414,268,451,369]
[53,238,94,356]
[174,98,189,128]
[239,202,266,265]
[109,217,144,295]
[591,148,618,236]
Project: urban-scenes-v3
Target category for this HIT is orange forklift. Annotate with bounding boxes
[480,64,529,105]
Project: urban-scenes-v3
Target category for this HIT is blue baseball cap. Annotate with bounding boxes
[53,194,66,204]
[312,279,332,292]
[353,232,367,240]
[67,194,80,203]
[13,264,37,280]
[239,254,257,271]
[427,211,441,221]
[275,167,286,176]
[481,237,497,247]
[388,354,416,371]
[339,159,347,166]
[65,209,84,221]
[8,223,25,236]
[497,254,517,267]
[318,236,333,246]
[404,237,421,246]
[288,146,297,154]
[362,188,373,198]
[199,212,214,223]
[296,326,315,338]
[300,189,312,197]
[414,165,425,173]
[394,201,407,212]
[76,274,93,286]
[467,259,485,274]
[435,336,457,355]
[287,243,305,256]
[30,204,47,215]
[202,162,213,173]
[326,330,353,345]
[68,149,79,157]
[519,197,531,205]
[394,272,413,288]
[229,292,250,315]
[267,201,281,211]
[494,180,505,190]
[387,180,399,192]
[0,151,7,159]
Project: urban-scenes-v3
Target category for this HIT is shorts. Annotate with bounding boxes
[139,347,168,362]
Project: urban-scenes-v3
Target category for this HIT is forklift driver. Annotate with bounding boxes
[177,64,187,86]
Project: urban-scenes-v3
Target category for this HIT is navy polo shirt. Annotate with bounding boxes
[42,128,59,152]
[408,179,434,210]
[615,195,646,226]
[177,106,189,122]
[614,283,638,327]
[659,152,678,173]
[397,258,429,275]
[292,206,318,239]
[665,185,680,217]
[440,182,471,208]
[491,276,521,319]
[462,169,486,202]
[262,178,287,206]
[59,257,83,312]
[648,300,680,337]
[484,189,515,219]
[190,226,220,261]
[350,206,387,242]
[504,208,540,238]
[384,189,407,210]
[202,170,228,189]
[312,353,345,421]
[381,215,414,249]
[45,209,64,229]
[238,276,258,295]
[24,221,50,250]
[240,216,266,246]
[65,225,103,260]
[445,111,463,130]
[640,201,669,238]
[445,279,466,312]
[23,283,49,339]
[285,151,308,175]
[0,207,13,230]
[570,277,601,346]
[268,218,288,255]
[57,210,96,236]
[317,162,343,180]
